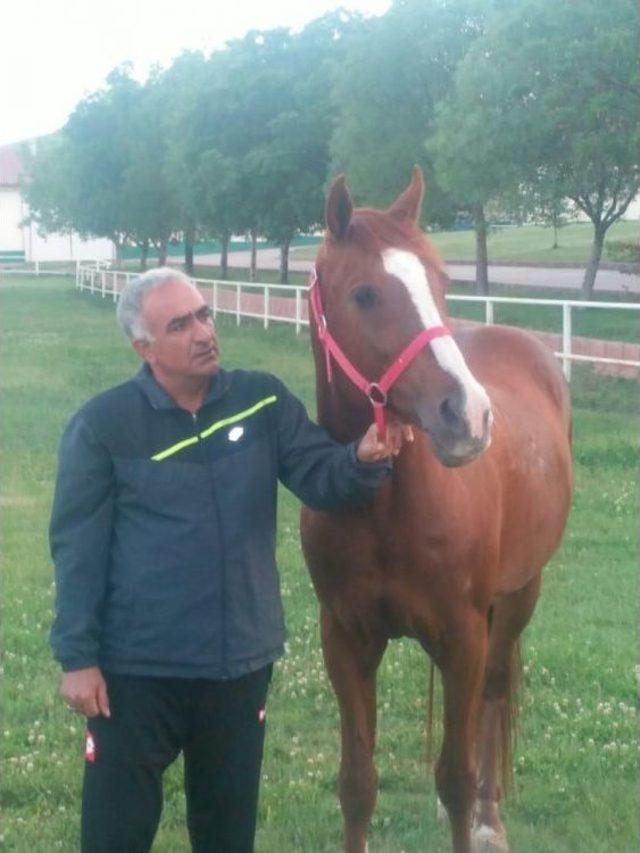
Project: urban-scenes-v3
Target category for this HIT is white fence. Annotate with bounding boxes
[75,263,640,381]
[1,259,91,277]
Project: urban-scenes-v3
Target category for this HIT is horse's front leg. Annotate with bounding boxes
[436,611,488,853]
[320,606,387,853]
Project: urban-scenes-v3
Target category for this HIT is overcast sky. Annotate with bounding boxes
[0,0,390,146]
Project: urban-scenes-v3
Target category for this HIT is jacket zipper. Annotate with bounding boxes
[191,409,229,677]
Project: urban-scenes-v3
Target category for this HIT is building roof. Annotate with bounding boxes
[0,145,24,187]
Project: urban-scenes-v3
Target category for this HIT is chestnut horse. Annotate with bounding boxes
[300,168,572,853]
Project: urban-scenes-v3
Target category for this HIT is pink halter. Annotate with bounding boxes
[308,266,451,439]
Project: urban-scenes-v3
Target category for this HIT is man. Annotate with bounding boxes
[50,267,412,852]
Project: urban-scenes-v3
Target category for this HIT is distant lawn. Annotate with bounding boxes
[291,220,639,265]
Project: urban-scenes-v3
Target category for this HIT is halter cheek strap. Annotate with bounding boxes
[308,266,451,440]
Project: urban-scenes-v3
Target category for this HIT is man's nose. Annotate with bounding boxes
[193,316,213,340]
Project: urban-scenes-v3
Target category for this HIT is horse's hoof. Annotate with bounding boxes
[471,823,509,853]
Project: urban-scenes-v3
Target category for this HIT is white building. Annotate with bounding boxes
[0,143,115,264]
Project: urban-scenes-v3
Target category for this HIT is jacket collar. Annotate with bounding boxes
[134,363,231,411]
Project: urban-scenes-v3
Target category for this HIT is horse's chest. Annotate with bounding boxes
[303,512,462,640]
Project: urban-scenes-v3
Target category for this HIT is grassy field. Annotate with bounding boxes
[290,220,639,265]
[1,276,637,852]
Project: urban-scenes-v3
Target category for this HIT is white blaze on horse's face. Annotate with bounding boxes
[381,248,492,452]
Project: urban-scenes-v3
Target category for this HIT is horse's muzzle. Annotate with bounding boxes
[418,392,493,467]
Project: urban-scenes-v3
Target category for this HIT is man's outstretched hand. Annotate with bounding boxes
[60,666,111,718]
[356,422,414,463]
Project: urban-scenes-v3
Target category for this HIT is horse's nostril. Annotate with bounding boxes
[440,397,465,433]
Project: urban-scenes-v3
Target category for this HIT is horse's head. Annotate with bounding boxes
[314,167,492,467]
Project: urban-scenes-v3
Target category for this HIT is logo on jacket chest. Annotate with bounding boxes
[227,425,245,442]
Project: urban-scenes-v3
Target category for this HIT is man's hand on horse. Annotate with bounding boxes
[60,666,111,718]
[357,422,414,463]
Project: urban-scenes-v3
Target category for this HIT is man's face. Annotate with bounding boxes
[134,280,220,381]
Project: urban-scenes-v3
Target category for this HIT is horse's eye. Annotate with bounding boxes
[353,285,378,310]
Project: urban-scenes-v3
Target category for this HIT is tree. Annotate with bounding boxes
[330,0,504,227]
[159,51,212,273]
[22,66,183,268]
[20,136,75,237]
[431,0,640,297]
[119,73,180,267]
[428,39,526,293]
[214,16,352,282]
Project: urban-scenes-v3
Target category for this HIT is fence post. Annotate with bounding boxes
[35,260,40,276]
[295,288,301,335]
[236,284,241,326]
[485,299,494,325]
[264,286,270,329]
[101,271,106,298]
[562,302,572,382]
[112,272,118,302]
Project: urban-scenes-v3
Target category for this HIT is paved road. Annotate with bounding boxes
[196,248,640,295]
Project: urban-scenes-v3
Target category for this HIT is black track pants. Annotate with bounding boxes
[81,666,272,853]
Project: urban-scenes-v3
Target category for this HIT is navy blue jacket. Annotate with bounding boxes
[50,365,390,679]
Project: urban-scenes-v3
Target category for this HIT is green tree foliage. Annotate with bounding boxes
[21,1,637,293]
[21,136,75,236]
[159,51,212,272]
[23,66,181,266]
[330,0,501,227]
[430,0,640,296]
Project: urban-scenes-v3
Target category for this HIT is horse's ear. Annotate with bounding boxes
[326,175,353,241]
[386,165,424,225]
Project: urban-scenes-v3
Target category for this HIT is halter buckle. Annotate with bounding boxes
[367,382,388,407]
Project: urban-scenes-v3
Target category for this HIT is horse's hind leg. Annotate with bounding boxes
[436,609,488,853]
[320,607,387,853]
[473,573,542,852]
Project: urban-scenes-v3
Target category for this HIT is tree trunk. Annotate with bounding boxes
[140,240,149,271]
[184,227,195,275]
[280,238,291,284]
[552,216,559,250]
[250,229,258,282]
[158,238,168,267]
[581,225,606,300]
[473,205,489,295]
[220,232,230,280]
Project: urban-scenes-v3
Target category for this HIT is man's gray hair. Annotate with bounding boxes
[116,266,196,341]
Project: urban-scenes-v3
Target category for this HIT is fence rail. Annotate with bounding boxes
[0,259,99,277]
[72,263,640,380]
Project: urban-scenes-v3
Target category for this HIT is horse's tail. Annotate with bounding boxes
[500,638,523,794]
[425,640,522,791]
[426,659,436,764]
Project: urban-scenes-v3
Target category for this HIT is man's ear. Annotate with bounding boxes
[132,339,151,362]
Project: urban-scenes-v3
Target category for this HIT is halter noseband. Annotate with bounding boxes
[308,266,451,440]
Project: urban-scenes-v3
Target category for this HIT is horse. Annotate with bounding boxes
[300,167,572,853]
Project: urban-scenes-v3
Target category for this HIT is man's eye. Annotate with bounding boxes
[353,286,378,310]
[169,318,189,332]
[195,306,213,322]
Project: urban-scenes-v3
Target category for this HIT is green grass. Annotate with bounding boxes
[1,276,637,852]
[292,220,639,265]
